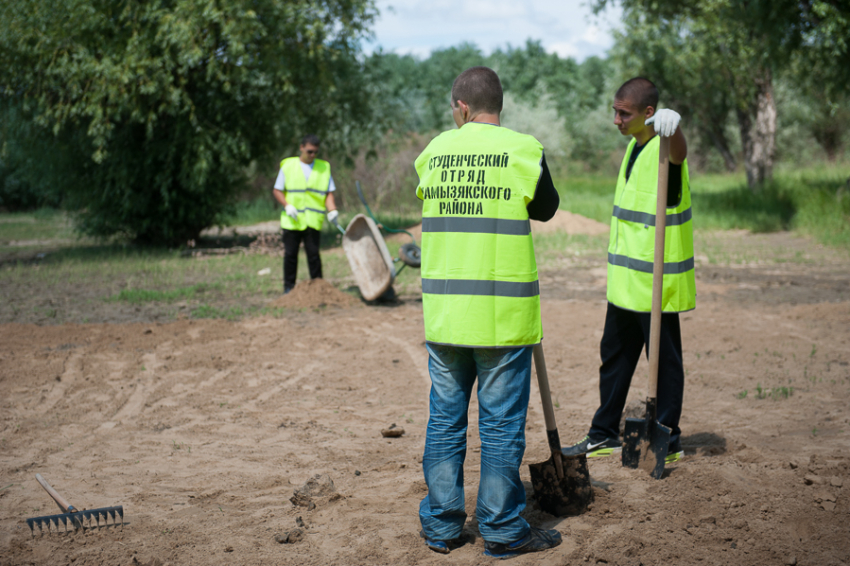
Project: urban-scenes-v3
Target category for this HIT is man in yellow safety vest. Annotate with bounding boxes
[563,77,695,464]
[272,134,339,293]
[414,66,562,558]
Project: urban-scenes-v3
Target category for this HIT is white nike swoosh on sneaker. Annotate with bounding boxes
[586,440,609,451]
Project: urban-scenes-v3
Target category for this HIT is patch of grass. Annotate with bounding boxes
[227,198,279,226]
[691,173,796,232]
[693,165,850,249]
[555,164,850,250]
[0,209,76,242]
[191,304,245,320]
[554,175,616,223]
[108,283,220,304]
[755,383,794,400]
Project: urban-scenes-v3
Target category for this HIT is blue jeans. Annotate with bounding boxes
[419,343,532,544]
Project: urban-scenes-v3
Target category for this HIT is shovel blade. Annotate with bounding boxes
[622,417,671,479]
[529,453,594,517]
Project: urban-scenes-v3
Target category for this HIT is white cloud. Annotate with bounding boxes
[367,0,622,61]
[548,41,581,59]
[580,24,609,46]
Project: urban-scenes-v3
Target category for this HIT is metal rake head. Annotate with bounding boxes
[27,505,124,534]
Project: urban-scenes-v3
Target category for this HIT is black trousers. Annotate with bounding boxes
[589,302,685,451]
[282,228,322,291]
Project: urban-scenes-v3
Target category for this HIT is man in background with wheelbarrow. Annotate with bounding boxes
[272,134,340,294]
[563,77,694,464]
[414,66,561,558]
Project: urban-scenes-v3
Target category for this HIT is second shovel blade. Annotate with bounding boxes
[622,417,671,479]
[529,452,594,517]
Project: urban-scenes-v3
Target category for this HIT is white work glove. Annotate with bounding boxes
[327,209,339,225]
[285,204,299,220]
[646,109,681,137]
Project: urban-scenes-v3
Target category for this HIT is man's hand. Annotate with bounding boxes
[327,209,339,225]
[285,204,299,220]
[646,109,681,137]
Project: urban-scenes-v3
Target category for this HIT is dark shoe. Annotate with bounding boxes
[420,529,459,554]
[283,287,293,295]
[562,435,622,458]
[484,527,562,559]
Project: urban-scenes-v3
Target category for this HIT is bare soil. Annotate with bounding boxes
[1,226,850,566]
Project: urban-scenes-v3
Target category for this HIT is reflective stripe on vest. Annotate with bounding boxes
[279,157,331,231]
[421,278,540,298]
[607,253,695,275]
[607,136,696,313]
[612,205,693,227]
[414,123,544,348]
[422,217,531,235]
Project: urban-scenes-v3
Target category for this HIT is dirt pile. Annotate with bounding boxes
[530,209,609,235]
[271,278,359,309]
[290,473,339,508]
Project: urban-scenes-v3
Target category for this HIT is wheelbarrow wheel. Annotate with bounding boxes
[399,243,421,267]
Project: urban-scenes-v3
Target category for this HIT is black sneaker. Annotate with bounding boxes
[562,435,622,458]
[483,527,562,559]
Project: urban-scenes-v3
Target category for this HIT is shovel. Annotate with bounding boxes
[528,343,594,516]
[621,136,673,480]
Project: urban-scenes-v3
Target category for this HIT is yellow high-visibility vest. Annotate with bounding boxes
[414,122,544,347]
[607,136,696,312]
[279,157,331,231]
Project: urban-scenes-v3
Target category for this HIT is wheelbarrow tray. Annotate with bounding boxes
[342,214,396,301]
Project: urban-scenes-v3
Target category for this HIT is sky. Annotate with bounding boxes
[366,0,623,61]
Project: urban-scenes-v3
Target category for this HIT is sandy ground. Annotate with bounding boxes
[2,222,850,566]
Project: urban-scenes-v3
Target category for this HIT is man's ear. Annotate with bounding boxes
[457,100,470,121]
[645,106,656,119]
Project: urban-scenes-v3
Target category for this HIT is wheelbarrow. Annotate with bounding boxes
[331,181,421,301]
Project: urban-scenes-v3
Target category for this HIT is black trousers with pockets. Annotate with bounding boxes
[589,302,685,451]
[282,228,322,292]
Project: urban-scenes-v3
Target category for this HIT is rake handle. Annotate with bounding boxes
[647,136,670,401]
[35,474,75,513]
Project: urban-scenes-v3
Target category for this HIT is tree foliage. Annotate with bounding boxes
[361,40,624,171]
[0,0,375,244]
[595,0,850,187]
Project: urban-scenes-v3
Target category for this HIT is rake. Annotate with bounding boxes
[26,474,124,534]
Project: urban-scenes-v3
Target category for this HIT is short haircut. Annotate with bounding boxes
[451,67,503,115]
[301,134,321,147]
[615,77,659,111]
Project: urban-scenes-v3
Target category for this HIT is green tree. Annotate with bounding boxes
[0,0,375,244]
[419,43,487,130]
[609,15,740,171]
[595,0,850,188]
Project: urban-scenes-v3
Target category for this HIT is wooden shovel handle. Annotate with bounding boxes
[533,344,557,434]
[648,137,670,399]
[35,474,75,513]
[533,343,564,478]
